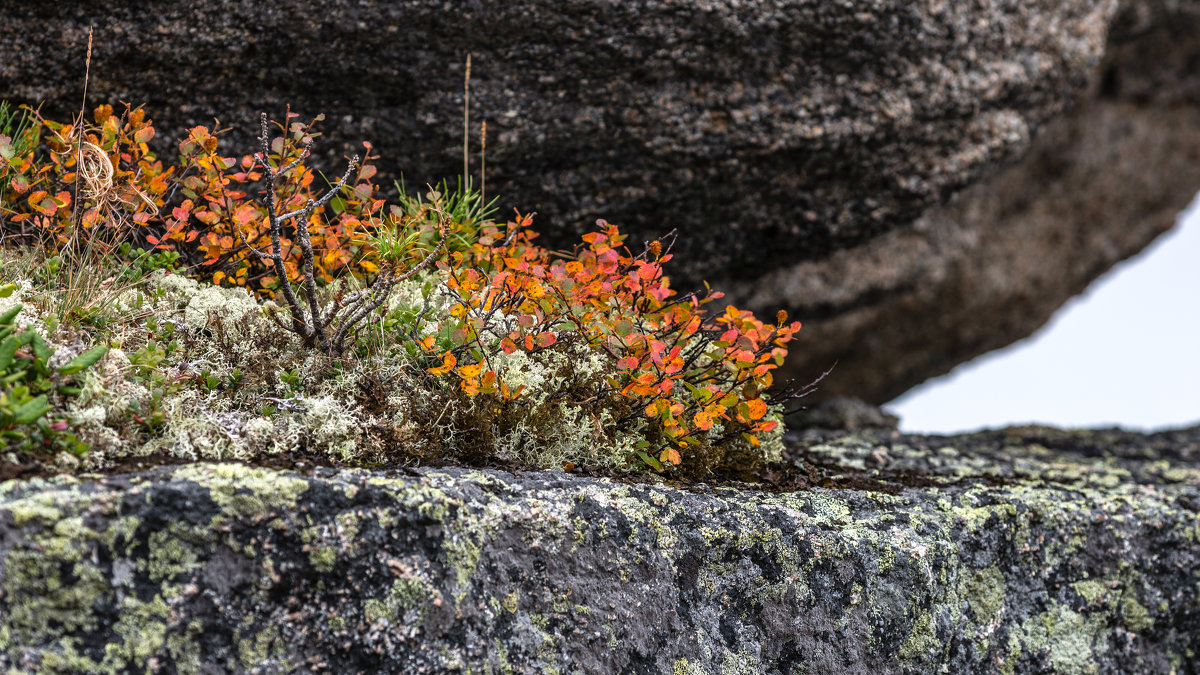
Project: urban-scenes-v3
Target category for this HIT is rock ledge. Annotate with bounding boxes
[1,426,1199,673]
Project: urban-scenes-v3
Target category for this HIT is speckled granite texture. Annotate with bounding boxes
[742,0,1200,402]
[2,426,1198,673]
[0,0,1114,284]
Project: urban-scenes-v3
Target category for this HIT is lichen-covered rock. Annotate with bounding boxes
[2,426,1198,673]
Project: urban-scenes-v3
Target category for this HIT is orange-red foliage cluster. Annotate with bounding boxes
[1,105,385,293]
[0,103,801,471]
[427,219,800,468]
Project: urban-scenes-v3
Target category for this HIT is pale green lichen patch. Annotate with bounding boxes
[898,610,939,661]
[1013,603,1109,675]
[170,462,309,521]
[1071,579,1111,606]
[1120,594,1154,633]
[309,545,337,573]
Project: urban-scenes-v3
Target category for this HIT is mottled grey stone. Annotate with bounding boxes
[0,0,1112,286]
[740,0,1200,403]
[2,425,1199,673]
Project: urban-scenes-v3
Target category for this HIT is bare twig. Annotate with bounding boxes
[246,112,449,357]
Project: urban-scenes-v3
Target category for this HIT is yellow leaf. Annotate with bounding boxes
[428,353,456,376]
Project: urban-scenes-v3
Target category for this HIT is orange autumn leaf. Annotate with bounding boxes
[428,353,456,376]
[745,399,768,421]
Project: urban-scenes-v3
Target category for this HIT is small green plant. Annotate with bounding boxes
[387,175,498,256]
[0,300,107,453]
[279,368,303,394]
[115,241,182,282]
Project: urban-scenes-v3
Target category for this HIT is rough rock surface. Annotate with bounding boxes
[1,0,1113,288]
[739,1,1200,402]
[2,426,1199,673]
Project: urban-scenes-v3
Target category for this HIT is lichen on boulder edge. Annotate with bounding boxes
[1,425,1197,673]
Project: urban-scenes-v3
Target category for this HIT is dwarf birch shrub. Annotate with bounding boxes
[0,103,804,476]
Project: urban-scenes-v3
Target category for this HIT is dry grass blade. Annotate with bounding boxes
[77,141,113,203]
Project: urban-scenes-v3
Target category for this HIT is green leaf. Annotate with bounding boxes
[56,385,83,396]
[12,395,50,424]
[58,344,108,375]
[636,450,664,472]
[0,336,18,371]
[0,284,16,299]
[0,304,21,325]
[1,370,27,384]
[30,332,52,362]
[682,381,710,401]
